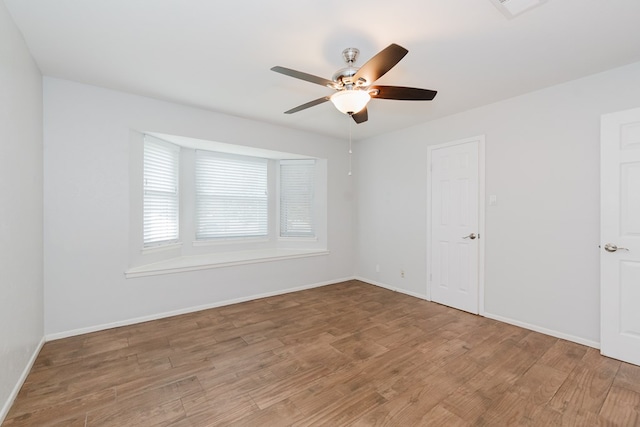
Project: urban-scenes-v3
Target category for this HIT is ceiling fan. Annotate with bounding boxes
[271,43,437,124]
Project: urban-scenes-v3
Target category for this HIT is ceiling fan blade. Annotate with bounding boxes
[370,85,437,101]
[352,44,408,85]
[284,96,330,114]
[271,66,336,88]
[352,107,368,124]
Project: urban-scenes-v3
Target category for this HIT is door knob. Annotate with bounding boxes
[604,243,629,252]
[463,233,477,240]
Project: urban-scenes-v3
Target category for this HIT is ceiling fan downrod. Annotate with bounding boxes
[333,48,361,87]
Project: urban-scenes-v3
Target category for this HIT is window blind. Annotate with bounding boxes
[280,159,316,237]
[196,151,268,239]
[143,136,179,246]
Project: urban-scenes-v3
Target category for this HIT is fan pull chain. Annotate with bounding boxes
[348,115,353,176]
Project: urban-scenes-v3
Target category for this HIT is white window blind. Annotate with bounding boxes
[280,159,316,238]
[143,136,179,246]
[196,151,268,239]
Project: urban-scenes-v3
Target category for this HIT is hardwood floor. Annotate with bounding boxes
[4,280,640,426]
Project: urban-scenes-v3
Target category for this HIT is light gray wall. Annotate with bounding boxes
[0,2,44,421]
[354,60,640,346]
[43,77,355,337]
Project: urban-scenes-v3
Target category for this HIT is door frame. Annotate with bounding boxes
[426,135,486,315]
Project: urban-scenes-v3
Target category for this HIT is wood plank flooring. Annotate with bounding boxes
[4,280,640,426]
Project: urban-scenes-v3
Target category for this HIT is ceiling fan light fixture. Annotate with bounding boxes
[330,90,371,115]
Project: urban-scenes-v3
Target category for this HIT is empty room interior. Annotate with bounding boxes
[2,0,640,425]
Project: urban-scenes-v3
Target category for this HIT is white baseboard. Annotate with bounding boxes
[45,277,355,341]
[354,276,429,301]
[354,276,600,350]
[44,276,600,355]
[483,311,600,349]
[0,336,45,425]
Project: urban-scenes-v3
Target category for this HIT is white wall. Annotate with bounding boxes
[43,78,354,337]
[0,2,44,421]
[355,61,640,346]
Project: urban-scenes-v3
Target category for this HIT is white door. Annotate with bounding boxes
[428,136,484,314]
[601,107,640,366]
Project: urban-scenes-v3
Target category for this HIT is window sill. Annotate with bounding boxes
[192,237,269,247]
[125,248,330,278]
[278,236,318,242]
[140,242,183,255]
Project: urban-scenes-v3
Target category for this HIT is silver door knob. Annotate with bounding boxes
[463,233,477,240]
[604,243,629,252]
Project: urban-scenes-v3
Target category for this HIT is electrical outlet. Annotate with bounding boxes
[375,264,380,273]
[401,270,405,278]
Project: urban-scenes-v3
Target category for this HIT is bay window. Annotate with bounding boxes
[130,132,328,277]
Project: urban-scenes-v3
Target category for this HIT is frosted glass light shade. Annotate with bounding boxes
[330,90,371,115]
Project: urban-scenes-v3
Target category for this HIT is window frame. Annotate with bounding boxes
[142,135,180,248]
[279,159,317,239]
[195,150,269,241]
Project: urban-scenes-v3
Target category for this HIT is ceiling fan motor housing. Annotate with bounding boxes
[332,68,359,87]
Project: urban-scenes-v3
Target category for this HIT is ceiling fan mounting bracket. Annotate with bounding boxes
[341,47,359,65]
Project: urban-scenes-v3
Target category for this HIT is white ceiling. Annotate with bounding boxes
[5,0,640,140]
